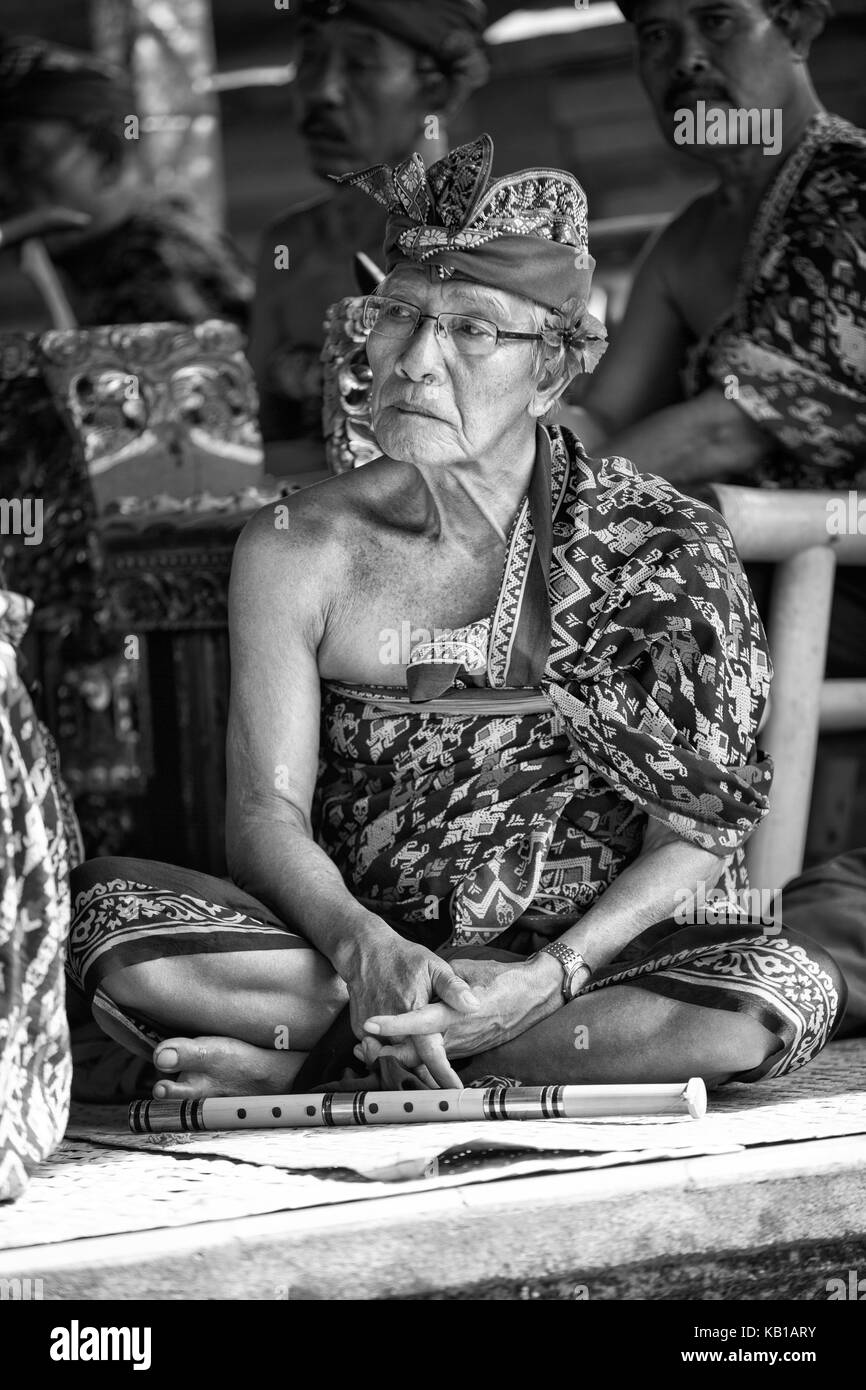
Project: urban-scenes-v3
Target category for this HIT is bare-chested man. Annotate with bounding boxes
[565,0,864,494]
[68,138,846,1100]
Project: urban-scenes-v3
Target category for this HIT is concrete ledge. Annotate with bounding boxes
[4,1135,866,1300]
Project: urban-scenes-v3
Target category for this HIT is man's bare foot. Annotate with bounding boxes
[152,1036,307,1099]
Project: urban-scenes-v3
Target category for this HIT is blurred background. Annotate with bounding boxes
[3,0,865,333]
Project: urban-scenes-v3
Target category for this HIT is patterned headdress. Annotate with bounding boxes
[335,133,599,322]
[303,0,488,65]
[617,0,833,14]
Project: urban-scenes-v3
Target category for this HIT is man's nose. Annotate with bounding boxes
[672,27,710,78]
[302,49,346,106]
[395,318,447,383]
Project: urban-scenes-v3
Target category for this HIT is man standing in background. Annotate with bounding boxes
[248,0,489,471]
[561,0,865,678]
[563,0,863,494]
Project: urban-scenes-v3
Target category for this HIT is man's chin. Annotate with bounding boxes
[305,139,364,179]
[375,413,454,463]
[662,129,742,164]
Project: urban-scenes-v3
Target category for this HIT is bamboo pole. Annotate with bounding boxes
[711,484,866,886]
[711,484,866,566]
[746,545,837,894]
[820,680,866,732]
[19,239,78,329]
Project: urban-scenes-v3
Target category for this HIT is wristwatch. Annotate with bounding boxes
[531,941,592,1003]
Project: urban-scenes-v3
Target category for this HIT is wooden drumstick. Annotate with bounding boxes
[129,1079,707,1133]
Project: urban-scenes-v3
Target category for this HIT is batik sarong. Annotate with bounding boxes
[68,856,845,1085]
[685,113,866,489]
[0,589,78,1200]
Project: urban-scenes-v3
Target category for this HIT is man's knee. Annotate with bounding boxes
[71,856,151,903]
[706,1010,779,1077]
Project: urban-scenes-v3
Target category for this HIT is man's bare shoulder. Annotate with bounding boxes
[232,461,421,588]
[645,192,718,267]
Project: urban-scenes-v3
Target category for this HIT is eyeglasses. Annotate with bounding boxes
[362,294,543,358]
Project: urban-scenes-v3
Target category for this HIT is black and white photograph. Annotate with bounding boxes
[0,0,865,1337]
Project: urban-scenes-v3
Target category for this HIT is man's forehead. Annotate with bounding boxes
[302,16,414,55]
[383,273,527,315]
[632,0,757,19]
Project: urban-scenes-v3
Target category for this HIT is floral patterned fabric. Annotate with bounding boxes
[579,919,843,1084]
[685,113,866,488]
[0,589,76,1200]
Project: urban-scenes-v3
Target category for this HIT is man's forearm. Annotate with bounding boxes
[601,390,768,481]
[228,812,391,975]
[557,839,727,972]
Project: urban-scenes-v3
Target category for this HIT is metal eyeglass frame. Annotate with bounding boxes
[362,294,544,356]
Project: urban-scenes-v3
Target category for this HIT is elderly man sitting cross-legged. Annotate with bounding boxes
[68,137,845,1099]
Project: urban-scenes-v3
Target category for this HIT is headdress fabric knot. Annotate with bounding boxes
[334,134,604,360]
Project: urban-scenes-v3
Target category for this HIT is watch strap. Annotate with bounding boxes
[539,941,592,1002]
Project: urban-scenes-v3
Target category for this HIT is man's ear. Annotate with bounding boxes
[769,0,828,59]
[528,353,573,420]
[415,58,453,119]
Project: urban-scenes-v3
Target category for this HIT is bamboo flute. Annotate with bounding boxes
[129,1079,707,1133]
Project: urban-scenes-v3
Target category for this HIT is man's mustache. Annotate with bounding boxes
[663,84,732,112]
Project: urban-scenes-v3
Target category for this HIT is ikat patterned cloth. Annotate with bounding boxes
[0,589,75,1200]
[686,113,866,488]
[316,425,774,947]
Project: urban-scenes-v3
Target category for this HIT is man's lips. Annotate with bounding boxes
[664,88,732,112]
[301,121,350,147]
[390,402,448,422]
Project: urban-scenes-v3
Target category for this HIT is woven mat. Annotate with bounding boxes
[3,1041,864,1252]
[66,1042,866,1175]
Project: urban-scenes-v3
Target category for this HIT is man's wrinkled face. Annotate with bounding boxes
[632,0,801,150]
[296,19,430,177]
[367,268,544,469]
[0,119,105,218]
